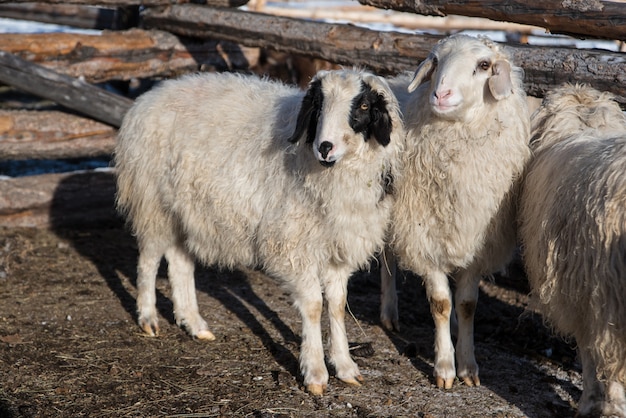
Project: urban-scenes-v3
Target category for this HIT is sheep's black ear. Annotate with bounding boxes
[288,79,323,144]
[370,94,392,147]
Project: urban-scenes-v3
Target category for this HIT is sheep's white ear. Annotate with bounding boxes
[408,55,436,93]
[488,60,513,100]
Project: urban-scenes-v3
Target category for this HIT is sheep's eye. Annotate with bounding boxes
[432,56,438,66]
[360,103,369,111]
[479,60,491,71]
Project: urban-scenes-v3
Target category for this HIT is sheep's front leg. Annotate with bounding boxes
[292,281,328,395]
[454,270,480,387]
[325,271,363,387]
[379,247,400,331]
[424,271,456,389]
[165,245,215,341]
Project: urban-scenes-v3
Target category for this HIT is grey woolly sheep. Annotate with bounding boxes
[114,69,404,395]
[520,83,626,417]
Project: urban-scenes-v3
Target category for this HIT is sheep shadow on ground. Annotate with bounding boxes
[48,172,301,382]
[352,264,581,418]
[47,172,581,417]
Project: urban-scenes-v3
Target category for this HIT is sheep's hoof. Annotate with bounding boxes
[435,376,455,389]
[195,330,216,341]
[306,383,327,396]
[140,321,159,337]
[380,317,400,332]
[339,374,364,387]
[461,375,481,387]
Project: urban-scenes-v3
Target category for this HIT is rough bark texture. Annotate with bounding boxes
[0,171,116,228]
[0,110,116,160]
[358,0,626,41]
[142,5,626,106]
[0,51,134,127]
[0,0,248,7]
[0,29,260,84]
[0,3,139,30]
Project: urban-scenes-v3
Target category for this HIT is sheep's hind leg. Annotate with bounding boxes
[424,270,456,389]
[292,280,328,395]
[577,347,626,417]
[136,240,164,336]
[165,245,215,341]
[379,247,400,331]
[325,270,363,387]
[454,270,481,387]
[578,346,606,417]
[605,380,626,417]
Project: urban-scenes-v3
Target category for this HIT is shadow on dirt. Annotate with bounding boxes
[49,172,580,417]
[349,265,580,418]
[49,171,302,381]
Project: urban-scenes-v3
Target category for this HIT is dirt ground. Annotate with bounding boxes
[0,219,585,418]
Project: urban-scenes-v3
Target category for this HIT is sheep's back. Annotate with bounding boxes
[521,133,626,382]
[115,73,302,268]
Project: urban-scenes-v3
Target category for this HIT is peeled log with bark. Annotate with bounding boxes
[0,29,260,83]
[0,171,118,228]
[142,5,626,107]
[0,51,133,127]
[0,110,117,160]
[357,0,626,42]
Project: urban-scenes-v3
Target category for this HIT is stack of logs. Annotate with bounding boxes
[0,0,625,228]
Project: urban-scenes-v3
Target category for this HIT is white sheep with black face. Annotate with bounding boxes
[383,34,531,389]
[114,69,404,395]
[520,83,626,417]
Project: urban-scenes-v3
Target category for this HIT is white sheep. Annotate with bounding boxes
[520,83,626,417]
[114,69,404,395]
[385,34,531,388]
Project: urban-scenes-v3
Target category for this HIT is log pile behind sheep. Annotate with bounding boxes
[386,34,531,388]
[114,69,404,395]
[520,83,626,417]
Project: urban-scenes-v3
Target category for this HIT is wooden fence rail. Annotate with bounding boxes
[0,29,260,83]
[1,0,626,227]
[0,51,133,126]
[358,0,626,41]
[142,5,626,105]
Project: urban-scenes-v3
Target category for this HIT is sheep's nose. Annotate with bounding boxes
[318,141,333,159]
[434,89,452,100]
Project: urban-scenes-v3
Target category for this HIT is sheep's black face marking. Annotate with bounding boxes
[289,79,323,144]
[350,82,392,147]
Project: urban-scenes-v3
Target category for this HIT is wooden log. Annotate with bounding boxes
[0,50,134,127]
[0,3,139,30]
[0,29,260,84]
[257,3,543,34]
[0,170,118,228]
[357,0,626,42]
[0,110,116,160]
[142,5,626,106]
[143,5,430,74]
[0,0,248,7]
